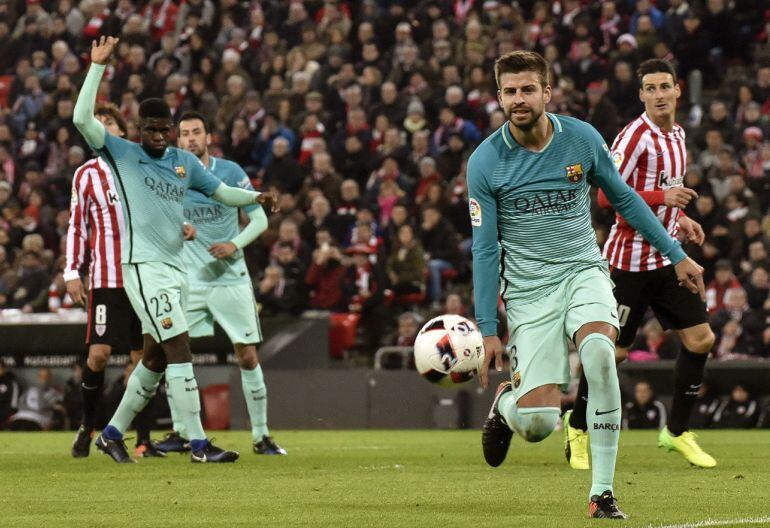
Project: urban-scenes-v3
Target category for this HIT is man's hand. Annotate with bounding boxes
[91,35,119,65]
[479,335,504,390]
[209,242,237,259]
[674,256,706,301]
[256,191,279,213]
[678,216,705,245]
[183,223,196,240]
[664,187,698,208]
[65,278,87,307]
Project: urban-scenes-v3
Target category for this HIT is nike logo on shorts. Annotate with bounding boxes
[245,331,254,337]
[184,377,195,383]
[595,408,619,416]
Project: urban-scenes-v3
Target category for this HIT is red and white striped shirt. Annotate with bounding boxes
[602,113,686,272]
[63,158,125,289]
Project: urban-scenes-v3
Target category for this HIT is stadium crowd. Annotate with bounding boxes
[0,0,769,362]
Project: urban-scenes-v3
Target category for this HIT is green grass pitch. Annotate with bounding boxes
[1,430,769,528]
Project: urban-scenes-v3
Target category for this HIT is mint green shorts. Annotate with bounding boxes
[122,262,189,343]
[186,282,262,345]
[505,266,619,401]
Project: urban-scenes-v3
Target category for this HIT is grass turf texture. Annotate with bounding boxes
[0,430,768,528]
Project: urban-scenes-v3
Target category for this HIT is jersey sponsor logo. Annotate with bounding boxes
[106,191,119,205]
[184,204,225,224]
[565,163,584,183]
[511,189,578,215]
[161,317,173,329]
[469,198,482,226]
[175,165,187,178]
[611,151,624,169]
[657,169,683,189]
[144,176,186,203]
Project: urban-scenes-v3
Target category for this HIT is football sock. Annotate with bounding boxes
[165,362,205,442]
[165,379,188,439]
[106,361,162,435]
[81,364,105,431]
[241,365,269,440]
[569,371,589,431]
[581,333,621,499]
[668,347,708,436]
[498,391,559,442]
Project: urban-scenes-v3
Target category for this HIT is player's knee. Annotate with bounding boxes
[580,333,617,386]
[88,345,111,371]
[143,355,167,373]
[518,409,559,443]
[237,352,258,370]
[681,329,715,354]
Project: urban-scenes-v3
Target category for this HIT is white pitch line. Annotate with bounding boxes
[648,517,770,528]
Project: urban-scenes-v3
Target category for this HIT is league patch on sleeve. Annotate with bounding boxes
[237,176,250,189]
[70,187,78,205]
[611,151,624,169]
[469,198,482,227]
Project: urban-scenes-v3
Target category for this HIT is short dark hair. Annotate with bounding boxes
[637,59,677,84]
[94,102,127,136]
[494,50,549,88]
[138,98,172,120]
[177,110,209,134]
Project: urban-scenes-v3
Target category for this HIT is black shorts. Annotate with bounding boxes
[86,288,143,351]
[611,265,709,348]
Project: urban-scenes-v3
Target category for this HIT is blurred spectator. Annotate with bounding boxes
[346,243,386,352]
[622,380,667,430]
[711,385,760,428]
[256,264,303,317]
[628,319,681,361]
[9,368,64,431]
[0,359,21,430]
[391,311,421,348]
[711,287,766,358]
[8,249,50,312]
[706,259,741,314]
[306,240,348,312]
[420,206,458,306]
[386,224,425,296]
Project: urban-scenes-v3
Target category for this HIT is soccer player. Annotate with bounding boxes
[470,51,706,520]
[73,36,274,463]
[154,111,285,456]
[67,103,165,459]
[564,59,717,470]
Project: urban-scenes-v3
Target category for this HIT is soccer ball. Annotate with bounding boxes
[414,314,484,387]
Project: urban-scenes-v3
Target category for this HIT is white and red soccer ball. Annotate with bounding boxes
[414,315,484,387]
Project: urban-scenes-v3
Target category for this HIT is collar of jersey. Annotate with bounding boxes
[139,146,172,161]
[640,111,679,137]
[501,112,562,153]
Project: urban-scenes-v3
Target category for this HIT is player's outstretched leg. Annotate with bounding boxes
[659,328,716,468]
[580,333,627,520]
[165,362,239,463]
[95,361,163,463]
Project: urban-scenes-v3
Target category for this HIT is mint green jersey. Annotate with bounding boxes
[182,157,258,286]
[96,133,222,271]
[468,114,686,336]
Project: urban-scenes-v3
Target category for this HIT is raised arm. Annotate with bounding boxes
[73,36,119,149]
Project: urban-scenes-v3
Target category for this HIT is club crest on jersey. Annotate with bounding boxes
[565,163,583,183]
[161,317,173,329]
[95,324,106,336]
[469,198,482,226]
[174,165,186,179]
